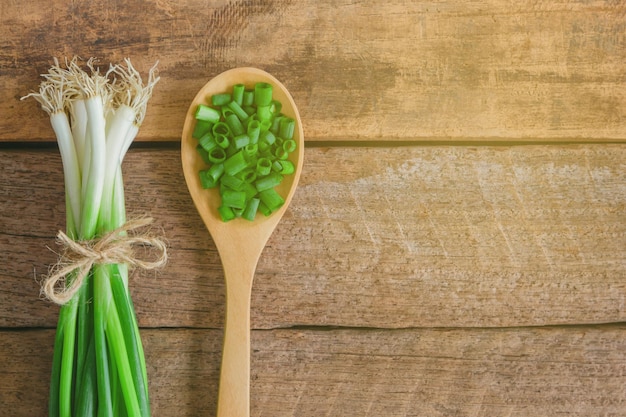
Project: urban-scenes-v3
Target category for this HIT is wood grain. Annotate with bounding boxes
[2,145,624,329]
[3,1,625,415]
[2,326,625,416]
[2,0,625,143]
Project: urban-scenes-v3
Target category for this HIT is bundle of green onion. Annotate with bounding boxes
[24,57,162,417]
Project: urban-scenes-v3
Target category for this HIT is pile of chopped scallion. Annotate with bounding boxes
[192,82,298,222]
[24,57,160,417]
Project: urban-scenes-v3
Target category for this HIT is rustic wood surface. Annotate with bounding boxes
[2,0,626,143]
[1,1,625,416]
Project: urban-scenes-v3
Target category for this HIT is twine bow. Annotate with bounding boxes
[42,217,168,305]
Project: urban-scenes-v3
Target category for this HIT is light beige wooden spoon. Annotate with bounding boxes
[181,67,304,417]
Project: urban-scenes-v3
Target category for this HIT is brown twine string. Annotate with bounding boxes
[42,217,168,305]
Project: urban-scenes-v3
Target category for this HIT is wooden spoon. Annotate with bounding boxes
[181,67,304,417]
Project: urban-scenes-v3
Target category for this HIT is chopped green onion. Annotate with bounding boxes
[209,147,227,164]
[227,100,250,122]
[221,173,245,190]
[274,147,289,160]
[221,189,247,209]
[191,80,298,221]
[258,200,272,216]
[256,105,272,121]
[225,113,244,136]
[212,93,231,106]
[240,169,257,184]
[247,119,261,143]
[255,172,283,192]
[218,205,236,222]
[198,132,217,152]
[279,117,295,139]
[270,116,283,135]
[195,104,221,123]
[212,121,231,137]
[214,133,229,149]
[242,198,260,221]
[282,139,297,153]
[199,169,218,188]
[243,143,258,157]
[275,159,295,175]
[260,130,276,145]
[232,83,245,106]
[207,163,225,183]
[259,188,285,212]
[256,158,272,176]
[193,120,213,139]
[233,134,250,149]
[254,82,273,106]
[259,118,272,133]
[242,89,254,107]
[224,150,248,176]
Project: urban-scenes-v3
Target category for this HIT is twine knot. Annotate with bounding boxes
[42,217,168,305]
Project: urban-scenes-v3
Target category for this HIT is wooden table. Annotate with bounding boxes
[2,1,625,416]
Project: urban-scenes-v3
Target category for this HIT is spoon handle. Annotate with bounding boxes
[216,263,255,417]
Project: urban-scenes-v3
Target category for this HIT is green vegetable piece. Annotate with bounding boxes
[207,163,225,182]
[221,189,247,209]
[198,132,217,152]
[240,169,257,184]
[259,118,272,132]
[256,105,272,121]
[242,198,260,221]
[212,121,231,137]
[212,93,231,106]
[214,133,229,149]
[258,188,285,212]
[242,89,254,107]
[275,160,295,175]
[256,157,272,176]
[260,130,276,145]
[282,138,297,153]
[233,133,250,149]
[227,100,250,122]
[270,115,283,135]
[279,117,295,140]
[224,150,248,176]
[218,205,236,222]
[209,147,227,164]
[255,172,283,192]
[258,200,272,216]
[193,119,213,139]
[243,143,258,158]
[195,104,221,123]
[254,82,273,106]
[220,173,245,191]
[199,170,218,188]
[247,119,261,144]
[225,113,244,136]
[233,83,245,106]
[274,147,288,160]
[240,182,258,200]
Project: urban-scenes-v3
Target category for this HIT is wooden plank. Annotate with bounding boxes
[1,145,624,329]
[2,0,625,142]
[1,326,625,416]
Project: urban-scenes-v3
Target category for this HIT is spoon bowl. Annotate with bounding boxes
[181,67,304,417]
